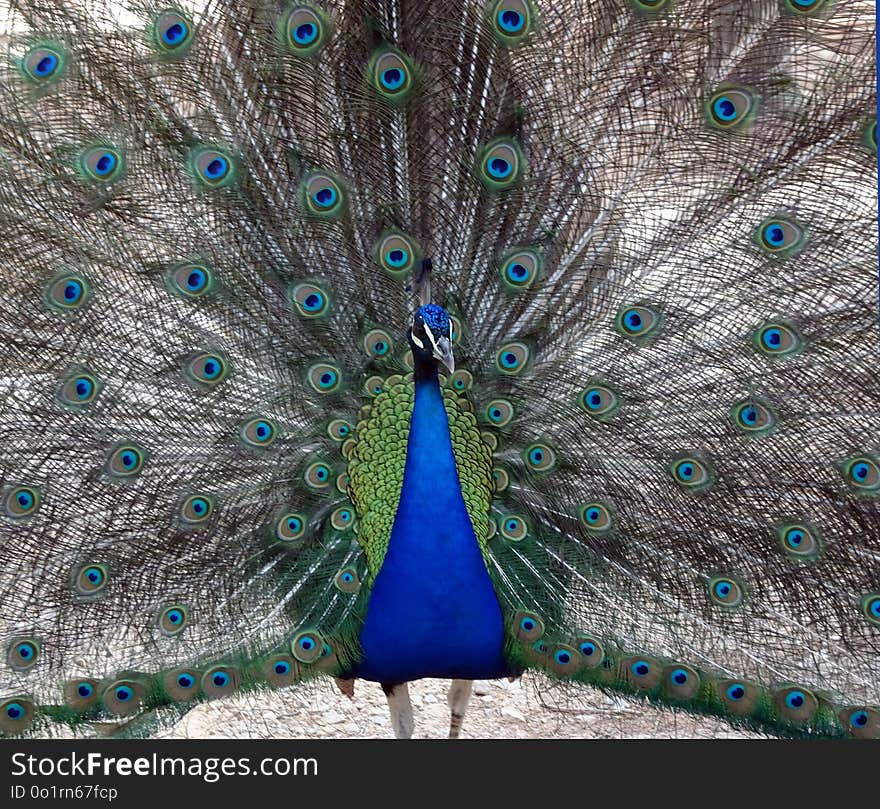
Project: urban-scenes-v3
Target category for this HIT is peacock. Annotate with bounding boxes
[0,0,877,741]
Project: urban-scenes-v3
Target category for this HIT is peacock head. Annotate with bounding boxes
[409,303,454,374]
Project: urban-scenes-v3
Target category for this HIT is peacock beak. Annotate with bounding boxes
[433,336,454,374]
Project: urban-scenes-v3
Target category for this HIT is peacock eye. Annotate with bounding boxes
[106,444,146,478]
[500,249,541,291]
[180,494,214,524]
[334,566,361,593]
[291,282,330,317]
[159,605,188,636]
[783,0,828,14]
[240,417,278,448]
[495,342,530,375]
[630,0,672,11]
[447,370,473,392]
[754,321,802,357]
[575,637,604,666]
[168,262,214,298]
[303,172,346,218]
[364,328,394,358]
[80,145,124,182]
[4,486,40,518]
[862,594,880,626]
[580,384,620,418]
[484,399,514,427]
[841,455,880,493]
[7,639,40,671]
[731,399,776,435]
[500,515,528,541]
[489,0,534,44]
[152,10,194,54]
[291,630,324,663]
[777,522,821,560]
[275,512,306,542]
[281,5,329,57]
[578,501,614,533]
[707,86,757,130]
[22,44,66,82]
[370,49,415,101]
[514,610,544,641]
[330,506,354,531]
[708,576,744,607]
[478,138,525,190]
[46,273,91,312]
[523,442,556,472]
[186,352,229,387]
[304,462,332,489]
[189,145,235,188]
[670,457,714,491]
[307,362,342,393]
[616,304,662,341]
[755,216,807,256]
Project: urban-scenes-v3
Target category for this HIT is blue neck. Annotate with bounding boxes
[355,365,508,683]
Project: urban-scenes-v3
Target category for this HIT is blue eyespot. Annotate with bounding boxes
[726,683,746,701]
[288,516,302,532]
[863,595,880,625]
[785,690,806,709]
[205,157,227,179]
[529,448,543,464]
[579,642,596,656]
[94,152,117,176]
[177,673,194,689]
[713,97,736,121]
[22,45,66,82]
[623,309,642,331]
[212,672,230,688]
[85,566,103,586]
[5,703,25,720]
[312,186,337,208]
[294,22,317,44]
[274,660,291,675]
[192,498,207,515]
[15,641,36,661]
[631,660,651,677]
[671,668,689,686]
[186,268,206,291]
[381,68,404,90]
[554,649,572,665]
[167,609,183,625]
[17,491,33,509]
[303,292,324,312]
[64,280,83,304]
[115,685,133,702]
[75,378,93,398]
[709,576,743,606]
[502,352,517,367]
[498,9,524,33]
[35,53,58,76]
[299,636,315,651]
[387,249,408,267]
[163,21,187,45]
[850,710,869,728]
[616,304,661,341]
[707,87,756,130]
[203,360,221,379]
[520,617,535,632]
[77,682,94,698]
[488,157,512,179]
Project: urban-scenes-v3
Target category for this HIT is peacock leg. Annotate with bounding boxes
[446,679,473,739]
[381,682,414,739]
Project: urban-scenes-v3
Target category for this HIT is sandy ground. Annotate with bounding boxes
[155,674,763,739]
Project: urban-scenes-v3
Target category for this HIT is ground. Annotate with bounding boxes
[156,674,763,739]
